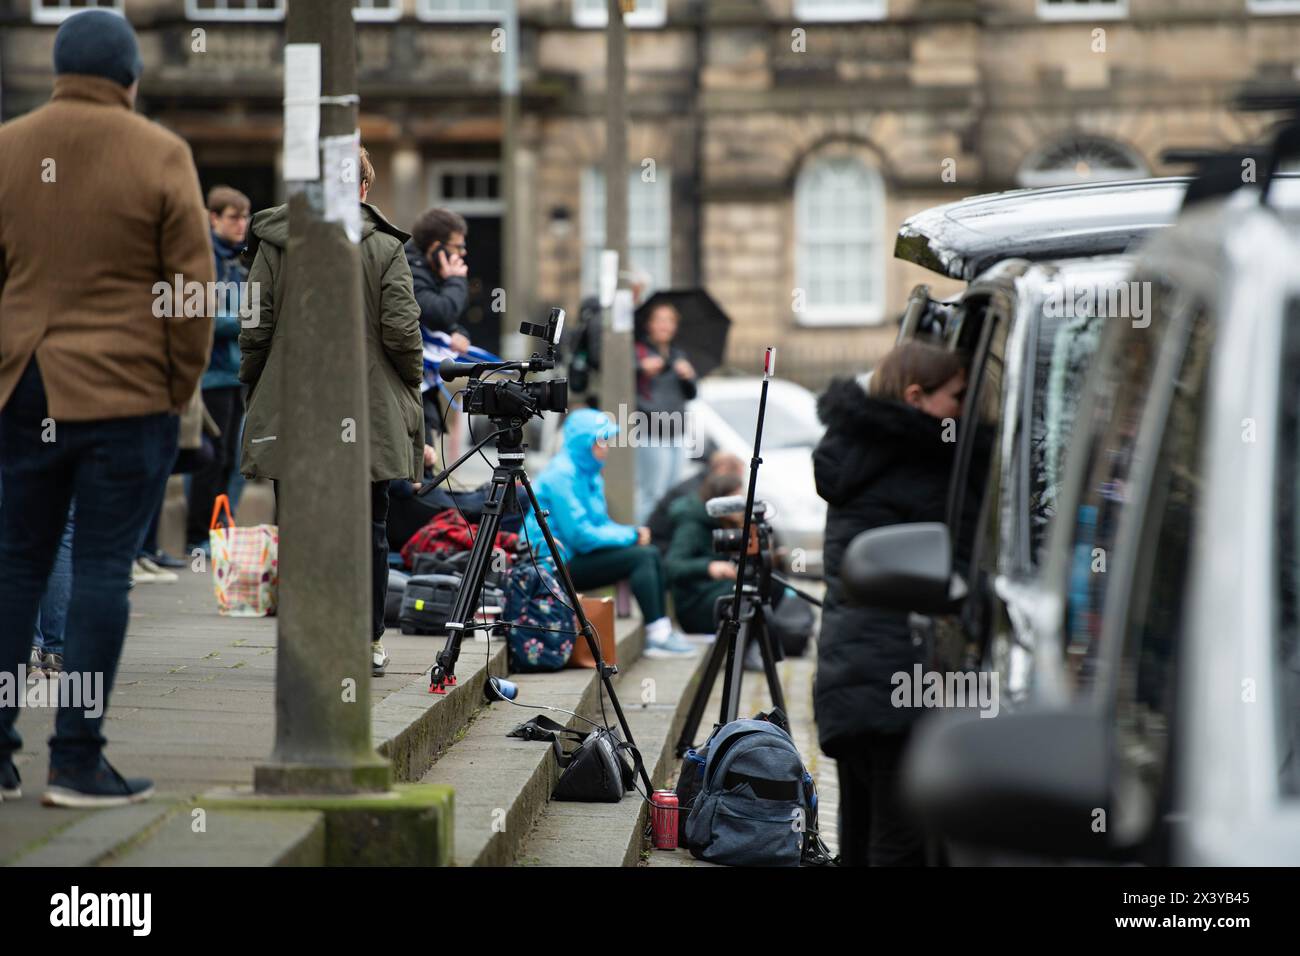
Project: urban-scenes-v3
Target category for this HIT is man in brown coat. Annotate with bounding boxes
[0,10,213,808]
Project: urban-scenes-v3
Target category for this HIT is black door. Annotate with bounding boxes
[461,214,503,358]
[197,164,278,218]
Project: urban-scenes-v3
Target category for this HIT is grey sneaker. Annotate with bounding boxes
[41,651,64,675]
[43,758,153,809]
[28,646,42,678]
[372,641,390,677]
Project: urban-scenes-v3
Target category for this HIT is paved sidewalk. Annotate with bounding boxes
[646,626,839,866]
[0,568,446,864]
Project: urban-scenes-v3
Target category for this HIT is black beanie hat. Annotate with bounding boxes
[53,9,143,89]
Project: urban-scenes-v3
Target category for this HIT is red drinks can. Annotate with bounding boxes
[651,790,679,850]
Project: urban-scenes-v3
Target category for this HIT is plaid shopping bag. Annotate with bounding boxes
[209,494,279,617]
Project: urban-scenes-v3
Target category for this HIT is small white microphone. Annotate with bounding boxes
[705,496,768,519]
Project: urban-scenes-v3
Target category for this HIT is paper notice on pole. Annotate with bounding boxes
[599,249,619,309]
[283,43,321,181]
[323,131,362,244]
[613,288,634,334]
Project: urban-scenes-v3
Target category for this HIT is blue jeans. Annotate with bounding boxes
[0,361,177,770]
[34,506,75,656]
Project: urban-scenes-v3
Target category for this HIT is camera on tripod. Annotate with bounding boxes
[707,497,777,601]
[438,308,569,422]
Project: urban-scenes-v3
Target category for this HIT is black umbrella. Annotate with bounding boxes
[633,288,732,378]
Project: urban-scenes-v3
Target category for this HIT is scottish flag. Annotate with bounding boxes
[422,329,502,404]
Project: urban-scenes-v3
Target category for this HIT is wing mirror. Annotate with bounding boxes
[842,522,965,614]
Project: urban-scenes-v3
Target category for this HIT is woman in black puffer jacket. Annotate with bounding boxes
[813,341,967,867]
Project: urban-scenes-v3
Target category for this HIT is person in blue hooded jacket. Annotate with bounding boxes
[522,408,695,657]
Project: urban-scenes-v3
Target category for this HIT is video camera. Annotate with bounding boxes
[437,308,568,422]
[707,496,777,604]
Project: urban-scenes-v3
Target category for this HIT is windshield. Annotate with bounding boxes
[707,394,823,450]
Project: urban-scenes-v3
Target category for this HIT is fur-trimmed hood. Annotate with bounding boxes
[813,377,958,507]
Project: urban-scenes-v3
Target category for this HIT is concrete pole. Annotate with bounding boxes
[255,0,389,795]
[501,0,524,360]
[601,0,637,525]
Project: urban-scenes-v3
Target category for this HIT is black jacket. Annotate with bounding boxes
[404,238,469,337]
[812,378,961,752]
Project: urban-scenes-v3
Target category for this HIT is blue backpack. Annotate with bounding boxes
[682,718,814,867]
[505,557,578,672]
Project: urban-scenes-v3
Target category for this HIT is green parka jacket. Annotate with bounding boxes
[238,201,425,482]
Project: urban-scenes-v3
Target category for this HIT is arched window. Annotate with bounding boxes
[1018,135,1149,189]
[795,155,885,325]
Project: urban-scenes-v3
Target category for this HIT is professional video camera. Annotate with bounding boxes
[708,497,778,604]
[436,308,568,423]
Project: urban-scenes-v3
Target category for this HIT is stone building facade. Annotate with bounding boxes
[2,0,1297,383]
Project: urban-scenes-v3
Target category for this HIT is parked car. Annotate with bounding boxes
[854,155,1300,864]
[685,376,826,577]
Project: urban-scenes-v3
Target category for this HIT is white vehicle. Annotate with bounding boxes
[685,376,826,577]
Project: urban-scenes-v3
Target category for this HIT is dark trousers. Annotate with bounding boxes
[836,731,927,867]
[0,361,177,770]
[186,385,243,546]
[369,480,390,642]
[567,545,666,623]
[272,477,389,643]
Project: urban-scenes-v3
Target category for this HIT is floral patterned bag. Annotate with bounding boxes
[209,494,279,617]
[505,557,577,672]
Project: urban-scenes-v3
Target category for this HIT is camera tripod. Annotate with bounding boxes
[673,568,823,757]
[421,418,654,796]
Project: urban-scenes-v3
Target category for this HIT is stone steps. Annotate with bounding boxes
[418,612,651,867]
[514,638,712,867]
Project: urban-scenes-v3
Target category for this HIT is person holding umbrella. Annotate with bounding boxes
[634,302,698,523]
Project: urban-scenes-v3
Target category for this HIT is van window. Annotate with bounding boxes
[1275,297,1300,798]
[1113,302,1211,813]
[1060,279,1180,693]
[1028,308,1105,566]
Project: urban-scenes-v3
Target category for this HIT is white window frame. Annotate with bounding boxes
[428,160,505,216]
[416,0,508,22]
[792,0,886,23]
[354,0,403,23]
[573,0,667,30]
[1036,0,1128,20]
[794,156,885,327]
[581,166,672,298]
[1247,0,1300,15]
[31,0,123,24]
[185,0,286,22]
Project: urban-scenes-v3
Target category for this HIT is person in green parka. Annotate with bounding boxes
[664,471,744,634]
[238,147,424,678]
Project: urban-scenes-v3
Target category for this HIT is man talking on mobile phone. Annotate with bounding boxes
[404,208,472,437]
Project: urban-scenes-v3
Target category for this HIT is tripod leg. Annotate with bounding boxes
[518,472,654,796]
[673,620,731,756]
[720,608,751,726]
[428,468,511,694]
